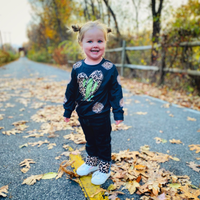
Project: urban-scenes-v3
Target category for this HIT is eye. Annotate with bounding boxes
[87,40,92,43]
[98,40,103,43]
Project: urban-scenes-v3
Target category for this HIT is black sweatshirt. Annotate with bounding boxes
[63,58,124,120]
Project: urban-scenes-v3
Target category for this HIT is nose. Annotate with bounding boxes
[92,42,98,48]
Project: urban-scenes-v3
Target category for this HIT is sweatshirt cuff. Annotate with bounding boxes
[113,112,124,121]
[63,110,72,118]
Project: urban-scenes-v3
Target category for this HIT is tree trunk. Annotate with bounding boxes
[103,0,121,37]
[151,0,164,65]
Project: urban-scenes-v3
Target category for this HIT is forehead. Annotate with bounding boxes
[83,27,105,39]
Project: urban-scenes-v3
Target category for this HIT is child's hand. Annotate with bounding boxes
[115,120,123,125]
[64,117,70,123]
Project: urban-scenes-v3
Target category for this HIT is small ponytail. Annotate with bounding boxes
[107,28,112,33]
[72,25,81,32]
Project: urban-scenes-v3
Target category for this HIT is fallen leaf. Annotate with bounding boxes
[28,140,50,147]
[63,133,86,144]
[0,114,4,120]
[23,133,44,138]
[186,162,200,172]
[162,103,170,108]
[63,144,69,150]
[107,184,117,191]
[188,144,200,153]
[112,123,132,131]
[0,185,8,197]
[90,188,106,197]
[12,120,28,126]
[55,156,61,160]
[5,103,15,108]
[126,181,140,194]
[56,160,79,179]
[20,159,35,173]
[140,145,150,152]
[180,185,200,199]
[21,167,30,173]
[0,127,4,130]
[168,183,181,189]
[187,117,196,121]
[134,165,146,170]
[60,152,70,157]
[22,174,43,185]
[157,193,166,200]
[136,112,147,115]
[42,172,57,179]
[169,139,182,144]
[19,143,28,148]
[171,157,180,161]
[47,143,56,149]
[134,100,140,103]
[2,129,21,135]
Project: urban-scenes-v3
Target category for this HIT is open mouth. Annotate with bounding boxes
[91,50,99,52]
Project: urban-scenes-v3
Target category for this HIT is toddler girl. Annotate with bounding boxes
[63,20,124,185]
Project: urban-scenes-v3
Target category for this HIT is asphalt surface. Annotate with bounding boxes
[0,57,200,200]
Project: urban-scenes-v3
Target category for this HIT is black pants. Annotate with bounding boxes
[79,113,112,162]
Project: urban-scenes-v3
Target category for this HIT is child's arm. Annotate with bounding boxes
[109,67,124,122]
[63,68,78,120]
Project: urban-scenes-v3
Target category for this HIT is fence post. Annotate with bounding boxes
[159,37,166,85]
[121,40,126,76]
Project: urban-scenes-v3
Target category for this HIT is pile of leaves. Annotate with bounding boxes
[110,148,200,199]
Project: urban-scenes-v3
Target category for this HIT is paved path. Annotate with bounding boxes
[0,58,200,200]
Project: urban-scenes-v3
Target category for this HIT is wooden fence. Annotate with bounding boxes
[68,40,200,84]
[106,40,200,77]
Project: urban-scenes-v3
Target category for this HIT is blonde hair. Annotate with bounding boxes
[72,20,111,44]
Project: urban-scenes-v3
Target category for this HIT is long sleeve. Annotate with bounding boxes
[63,68,78,118]
[109,68,124,121]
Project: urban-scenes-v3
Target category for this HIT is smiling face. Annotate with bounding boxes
[81,27,106,65]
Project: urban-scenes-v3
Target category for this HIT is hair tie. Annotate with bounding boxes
[72,25,81,32]
[107,28,112,33]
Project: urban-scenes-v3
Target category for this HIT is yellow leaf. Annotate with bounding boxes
[107,184,117,191]
[42,172,58,179]
[172,157,180,161]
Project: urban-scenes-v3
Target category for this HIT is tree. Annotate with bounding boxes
[151,0,164,64]
[103,0,121,37]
